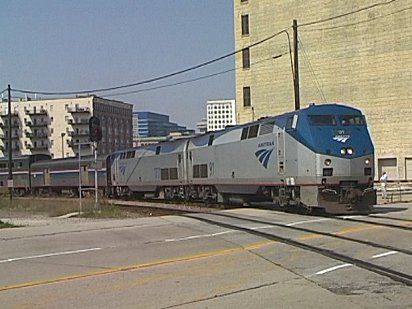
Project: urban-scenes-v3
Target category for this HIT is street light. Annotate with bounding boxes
[61,132,66,158]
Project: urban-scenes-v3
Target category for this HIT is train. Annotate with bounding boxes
[0,103,376,214]
[0,154,107,196]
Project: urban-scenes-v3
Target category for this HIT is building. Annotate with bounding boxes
[234,0,412,180]
[196,118,207,134]
[0,96,133,158]
[206,99,237,132]
[133,111,195,146]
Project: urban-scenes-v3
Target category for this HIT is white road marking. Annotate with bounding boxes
[0,248,102,264]
[371,251,398,259]
[165,230,233,242]
[250,225,274,230]
[316,263,352,275]
[340,215,363,219]
[286,218,331,226]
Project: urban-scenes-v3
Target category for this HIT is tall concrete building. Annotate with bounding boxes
[234,0,411,180]
[206,99,237,132]
[0,96,133,158]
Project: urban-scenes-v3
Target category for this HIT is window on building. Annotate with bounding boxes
[243,87,251,107]
[241,15,249,35]
[242,48,250,68]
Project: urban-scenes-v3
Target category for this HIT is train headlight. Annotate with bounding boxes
[324,159,332,166]
[340,148,346,155]
[347,147,354,155]
[365,158,370,165]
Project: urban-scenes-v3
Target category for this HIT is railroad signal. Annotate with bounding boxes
[89,116,102,142]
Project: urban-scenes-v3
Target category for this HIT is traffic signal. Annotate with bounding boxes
[89,116,102,142]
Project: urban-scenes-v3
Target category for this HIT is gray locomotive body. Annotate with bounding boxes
[108,104,376,214]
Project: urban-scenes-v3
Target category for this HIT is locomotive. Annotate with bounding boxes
[108,103,376,214]
[0,103,376,214]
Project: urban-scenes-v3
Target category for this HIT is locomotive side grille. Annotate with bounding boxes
[259,122,274,135]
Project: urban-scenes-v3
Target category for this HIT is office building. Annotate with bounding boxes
[206,99,236,132]
[133,111,195,145]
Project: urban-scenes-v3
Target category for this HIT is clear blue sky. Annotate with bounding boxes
[0,0,235,129]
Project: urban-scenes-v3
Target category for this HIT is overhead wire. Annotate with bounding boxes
[298,39,327,103]
[11,29,289,96]
[299,0,398,28]
[8,0,403,98]
[103,68,236,97]
[300,4,412,32]
[103,51,290,98]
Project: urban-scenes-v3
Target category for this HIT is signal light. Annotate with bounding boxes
[89,116,102,142]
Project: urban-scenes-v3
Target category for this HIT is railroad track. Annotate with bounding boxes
[182,211,412,286]
[332,214,412,231]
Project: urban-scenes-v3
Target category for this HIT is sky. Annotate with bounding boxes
[0,0,235,130]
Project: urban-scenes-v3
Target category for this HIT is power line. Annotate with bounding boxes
[104,51,289,98]
[299,0,398,28]
[11,29,288,96]
[298,39,327,103]
[6,0,404,98]
[301,5,412,32]
[104,68,236,98]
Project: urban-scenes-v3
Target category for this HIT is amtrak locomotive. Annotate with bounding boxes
[108,103,376,214]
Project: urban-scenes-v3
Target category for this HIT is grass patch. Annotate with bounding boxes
[0,196,132,218]
[0,219,17,229]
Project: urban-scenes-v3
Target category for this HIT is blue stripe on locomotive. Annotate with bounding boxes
[274,104,374,158]
[32,169,106,178]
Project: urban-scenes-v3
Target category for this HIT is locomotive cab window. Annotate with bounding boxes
[308,115,336,126]
[248,124,259,138]
[340,115,365,126]
[241,127,249,140]
[208,135,214,146]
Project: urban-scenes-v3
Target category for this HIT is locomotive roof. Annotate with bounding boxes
[110,103,366,155]
[190,103,362,142]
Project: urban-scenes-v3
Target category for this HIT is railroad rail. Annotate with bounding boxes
[183,211,412,286]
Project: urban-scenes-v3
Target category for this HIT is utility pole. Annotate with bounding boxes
[94,142,98,212]
[293,19,300,111]
[61,132,66,158]
[7,85,13,201]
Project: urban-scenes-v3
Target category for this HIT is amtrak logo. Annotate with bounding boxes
[255,148,274,168]
[119,165,127,175]
[333,135,350,143]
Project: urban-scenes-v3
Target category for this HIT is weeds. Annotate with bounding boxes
[0,197,133,219]
[0,219,17,229]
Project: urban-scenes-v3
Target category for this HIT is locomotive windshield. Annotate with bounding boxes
[340,115,365,126]
[308,115,336,126]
